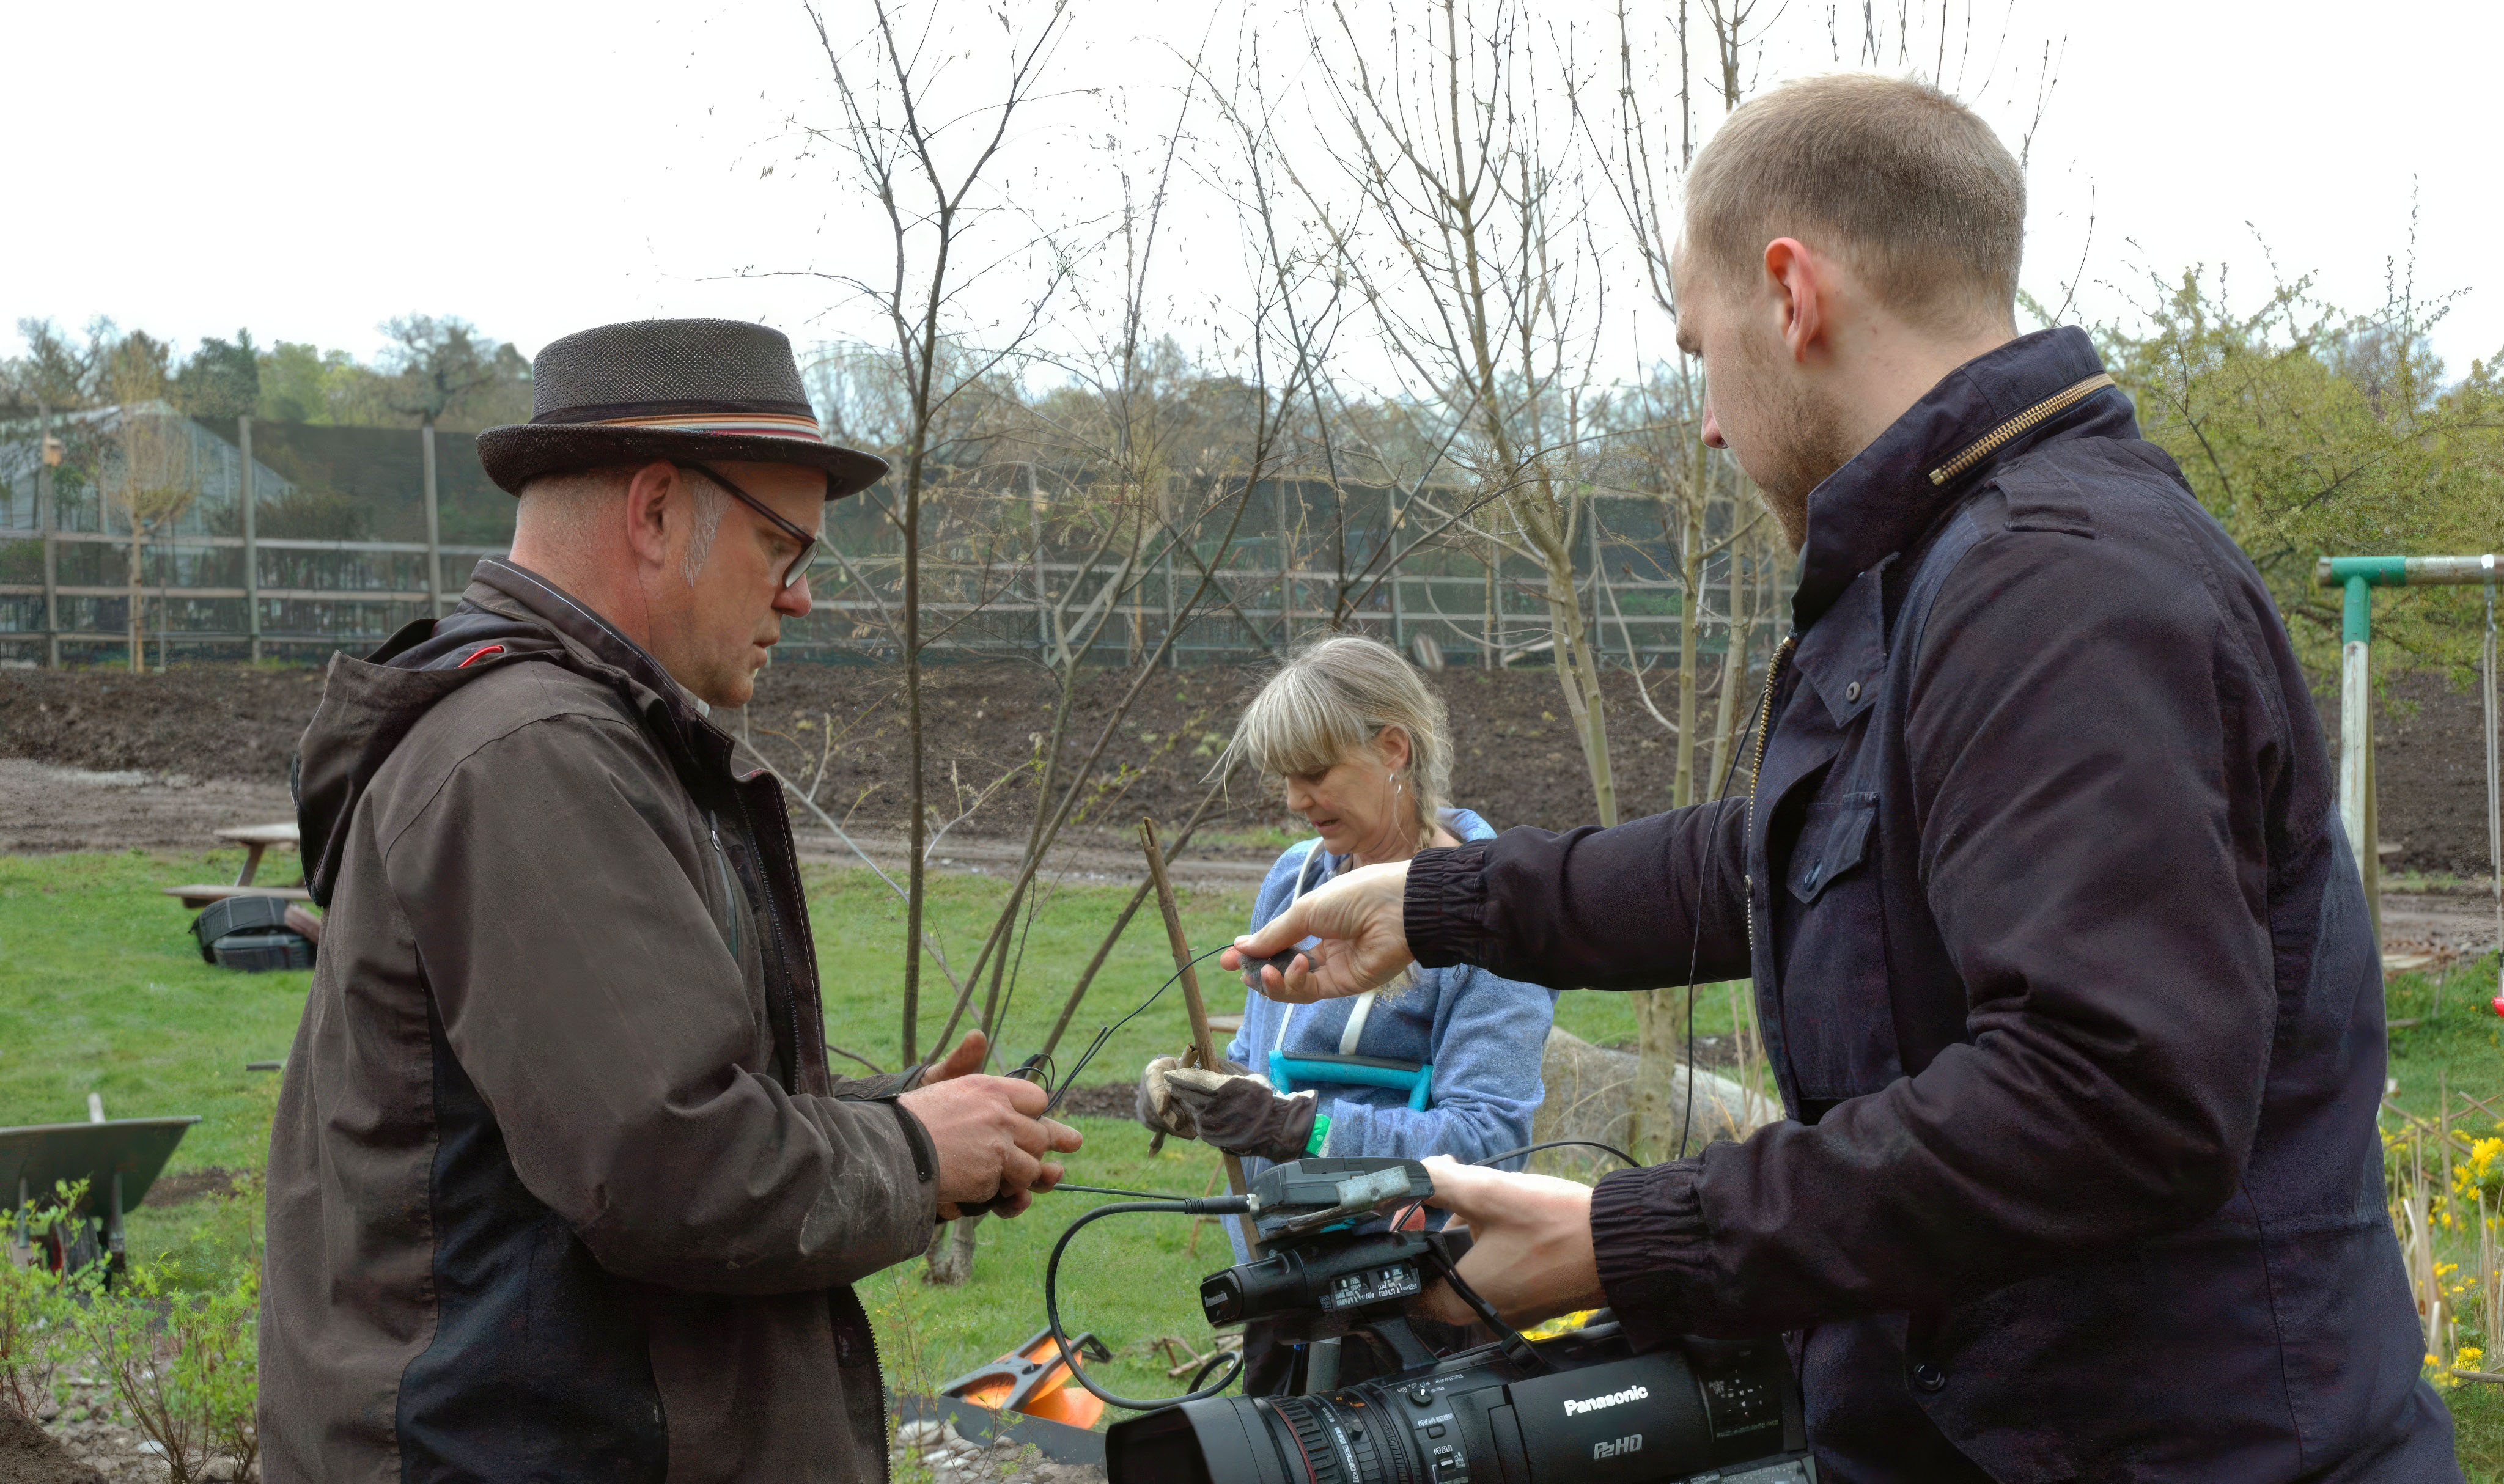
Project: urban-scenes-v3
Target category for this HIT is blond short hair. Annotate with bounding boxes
[1223,635,1451,847]
[1684,73,2023,333]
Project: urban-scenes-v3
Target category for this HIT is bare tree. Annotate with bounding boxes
[795,0,1077,1068]
[102,355,198,674]
[1291,0,1623,821]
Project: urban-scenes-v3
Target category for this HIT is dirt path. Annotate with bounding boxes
[0,760,297,857]
[0,757,1280,891]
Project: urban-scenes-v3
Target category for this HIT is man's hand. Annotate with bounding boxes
[1413,1155,1605,1328]
[899,1032,1083,1219]
[1220,860,1416,1004]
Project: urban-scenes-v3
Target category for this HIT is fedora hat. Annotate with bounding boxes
[476,319,886,499]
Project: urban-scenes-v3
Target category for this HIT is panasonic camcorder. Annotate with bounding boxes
[1098,1158,1816,1484]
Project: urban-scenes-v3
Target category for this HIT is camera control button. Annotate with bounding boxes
[1408,1384,1434,1406]
[1425,1424,1445,1439]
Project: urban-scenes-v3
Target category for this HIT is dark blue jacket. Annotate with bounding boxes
[1404,328,2454,1481]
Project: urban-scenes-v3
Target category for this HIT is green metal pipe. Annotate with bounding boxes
[2316,554,2498,589]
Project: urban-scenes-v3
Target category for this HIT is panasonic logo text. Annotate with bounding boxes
[1563,1384,1649,1417]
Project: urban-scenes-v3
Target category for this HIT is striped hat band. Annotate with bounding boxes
[581,409,827,443]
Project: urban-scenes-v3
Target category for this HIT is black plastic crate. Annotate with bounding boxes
[210,928,315,973]
[192,897,293,961]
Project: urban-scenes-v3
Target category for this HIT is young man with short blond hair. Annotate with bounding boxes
[1237,75,2454,1479]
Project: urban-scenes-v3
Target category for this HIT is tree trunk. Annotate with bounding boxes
[924,1213,982,1287]
[1506,487,1616,825]
[1482,526,1500,670]
[1630,985,1690,1161]
[1706,542,1748,799]
[1671,507,1704,807]
[900,441,930,1067]
[127,523,145,674]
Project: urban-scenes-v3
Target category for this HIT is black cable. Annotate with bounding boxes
[1473,1139,1641,1172]
[1049,1182,1194,1202]
[1389,1139,1647,1231]
[1045,1198,1250,1410]
[1044,943,1234,1116]
[1420,1232,1547,1374]
[1679,670,1778,1161]
[1187,1349,1239,1393]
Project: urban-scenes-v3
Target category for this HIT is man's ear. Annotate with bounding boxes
[620,462,680,573]
[1762,237,1826,365]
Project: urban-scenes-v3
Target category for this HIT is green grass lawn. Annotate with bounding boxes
[6,848,2502,1458]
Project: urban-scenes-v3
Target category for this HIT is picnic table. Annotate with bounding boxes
[164,820,309,910]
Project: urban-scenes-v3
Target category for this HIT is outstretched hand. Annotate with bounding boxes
[1412,1155,1605,1329]
[899,1031,1083,1220]
[1220,860,1416,1004]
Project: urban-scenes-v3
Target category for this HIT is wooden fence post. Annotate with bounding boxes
[36,399,59,668]
[240,414,261,663]
[421,424,444,617]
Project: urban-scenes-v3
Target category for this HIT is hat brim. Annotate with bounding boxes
[475,424,888,499]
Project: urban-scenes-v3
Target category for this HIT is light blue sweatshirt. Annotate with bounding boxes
[1221,807,1556,1260]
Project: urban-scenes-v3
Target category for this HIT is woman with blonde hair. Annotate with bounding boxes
[1135,634,1556,1392]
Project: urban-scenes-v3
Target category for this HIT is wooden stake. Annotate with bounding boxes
[1140,815,1259,1255]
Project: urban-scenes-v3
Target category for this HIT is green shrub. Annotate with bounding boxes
[70,1260,260,1483]
[0,1185,86,1419]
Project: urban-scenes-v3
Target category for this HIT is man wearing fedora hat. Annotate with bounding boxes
[262,320,1078,1483]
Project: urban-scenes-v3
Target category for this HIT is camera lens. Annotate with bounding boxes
[1107,1339,1814,1484]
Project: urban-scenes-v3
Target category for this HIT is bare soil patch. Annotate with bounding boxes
[4,658,2494,887]
[2328,668,2501,880]
[0,658,1713,845]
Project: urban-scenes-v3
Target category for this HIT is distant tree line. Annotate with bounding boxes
[1,314,533,432]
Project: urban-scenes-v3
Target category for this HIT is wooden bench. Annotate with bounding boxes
[165,821,306,911]
[162,883,313,911]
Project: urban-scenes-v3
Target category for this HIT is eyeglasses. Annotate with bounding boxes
[687,463,820,589]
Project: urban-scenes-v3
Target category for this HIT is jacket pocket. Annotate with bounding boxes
[1778,793,1903,1104]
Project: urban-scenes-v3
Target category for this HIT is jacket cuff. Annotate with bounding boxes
[1591,1158,1710,1351]
[1404,843,1494,968]
[886,1101,938,1188]
[828,1069,921,1100]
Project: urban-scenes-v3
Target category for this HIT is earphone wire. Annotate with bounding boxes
[1042,942,1236,1117]
[1679,670,1778,1161]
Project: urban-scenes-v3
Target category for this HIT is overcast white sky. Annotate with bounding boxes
[6,0,2499,384]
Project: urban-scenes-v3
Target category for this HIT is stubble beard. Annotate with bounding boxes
[1724,336,1855,553]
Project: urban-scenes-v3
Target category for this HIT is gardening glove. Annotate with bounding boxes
[1137,1054,1257,1139]
[1165,1065,1319,1164]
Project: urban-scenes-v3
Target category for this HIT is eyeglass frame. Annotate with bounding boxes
[684,462,822,589]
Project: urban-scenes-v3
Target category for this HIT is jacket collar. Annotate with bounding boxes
[1790,325,2119,633]
[463,558,738,781]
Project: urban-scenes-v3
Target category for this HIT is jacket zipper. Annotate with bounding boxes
[1926,373,2115,487]
[1742,633,1799,955]
[735,791,811,1093]
[858,1291,892,1484]
[705,812,741,959]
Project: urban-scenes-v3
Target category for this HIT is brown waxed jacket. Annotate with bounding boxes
[262,559,937,1484]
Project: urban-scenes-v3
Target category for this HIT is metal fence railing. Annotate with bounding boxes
[1,414,1778,671]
